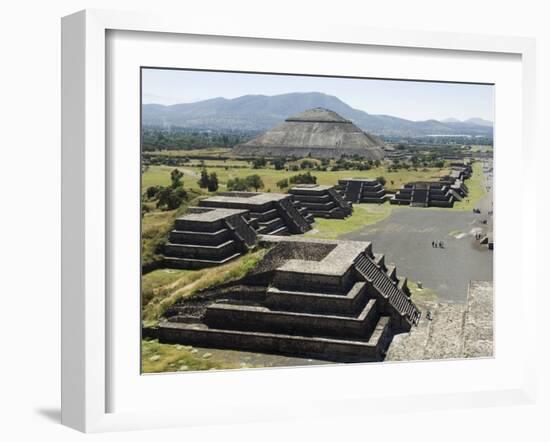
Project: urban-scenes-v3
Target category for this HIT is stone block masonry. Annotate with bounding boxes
[154,236,420,362]
[199,192,313,235]
[336,178,389,204]
[289,184,353,219]
[163,207,257,270]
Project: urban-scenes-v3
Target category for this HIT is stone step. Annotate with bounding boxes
[157,315,392,362]
[169,228,232,246]
[174,218,225,233]
[265,282,369,315]
[257,216,284,231]
[164,240,237,260]
[386,264,397,282]
[268,225,290,236]
[297,201,337,211]
[308,208,347,219]
[203,297,380,339]
[163,252,242,270]
[249,208,279,222]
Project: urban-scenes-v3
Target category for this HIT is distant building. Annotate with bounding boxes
[233,108,386,160]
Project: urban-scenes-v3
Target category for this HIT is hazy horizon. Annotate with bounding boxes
[142,68,494,123]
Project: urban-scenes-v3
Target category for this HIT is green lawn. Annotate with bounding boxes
[306,203,393,239]
[142,339,243,373]
[142,249,266,325]
[452,162,487,211]
[142,163,450,194]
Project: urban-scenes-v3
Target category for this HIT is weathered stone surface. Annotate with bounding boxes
[233,108,385,160]
[157,237,420,362]
[386,280,493,361]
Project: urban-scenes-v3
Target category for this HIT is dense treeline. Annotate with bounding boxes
[385,135,493,146]
[141,127,256,151]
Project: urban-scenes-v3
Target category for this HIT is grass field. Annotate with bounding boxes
[142,249,266,325]
[142,339,244,373]
[142,162,450,194]
[452,162,487,211]
[306,203,392,239]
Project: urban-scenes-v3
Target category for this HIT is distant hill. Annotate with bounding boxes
[464,117,493,127]
[440,117,493,127]
[142,92,493,137]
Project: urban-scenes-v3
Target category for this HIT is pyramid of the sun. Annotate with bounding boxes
[233,108,386,160]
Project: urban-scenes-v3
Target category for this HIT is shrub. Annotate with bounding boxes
[207,172,219,192]
[289,171,317,185]
[272,158,286,170]
[251,157,267,169]
[276,178,289,189]
[156,187,188,210]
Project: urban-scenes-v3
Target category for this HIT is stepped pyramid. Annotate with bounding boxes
[163,207,257,269]
[233,108,386,160]
[336,178,388,203]
[390,182,461,208]
[157,237,421,362]
[289,184,353,219]
[199,191,314,235]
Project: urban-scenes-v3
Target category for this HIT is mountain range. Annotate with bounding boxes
[142,92,493,138]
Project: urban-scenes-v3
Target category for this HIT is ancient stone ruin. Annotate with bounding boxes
[233,108,386,160]
[163,207,257,269]
[336,178,389,204]
[390,163,471,208]
[289,184,353,219]
[199,191,313,235]
[390,182,460,208]
[156,236,421,362]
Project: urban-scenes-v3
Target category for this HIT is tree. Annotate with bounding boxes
[170,168,183,188]
[146,185,161,200]
[289,171,317,185]
[376,176,387,186]
[245,174,264,191]
[197,168,210,189]
[227,177,250,191]
[276,178,289,189]
[272,157,285,170]
[207,172,219,192]
[251,157,267,169]
[156,187,187,210]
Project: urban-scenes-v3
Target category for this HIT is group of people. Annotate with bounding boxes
[431,240,445,248]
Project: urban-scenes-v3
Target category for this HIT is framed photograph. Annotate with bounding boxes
[61,9,537,432]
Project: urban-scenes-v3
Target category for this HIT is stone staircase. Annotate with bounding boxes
[411,187,429,208]
[354,253,421,327]
[343,180,363,203]
[156,238,420,362]
[276,197,311,234]
[199,192,312,235]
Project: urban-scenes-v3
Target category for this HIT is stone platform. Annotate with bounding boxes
[199,192,313,235]
[390,182,460,208]
[288,184,353,219]
[155,236,420,362]
[163,207,257,269]
[336,178,388,204]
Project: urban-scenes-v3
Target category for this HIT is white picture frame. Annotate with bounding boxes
[61,9,537,433]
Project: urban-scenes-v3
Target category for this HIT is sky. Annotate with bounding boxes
[142,68,494,122]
